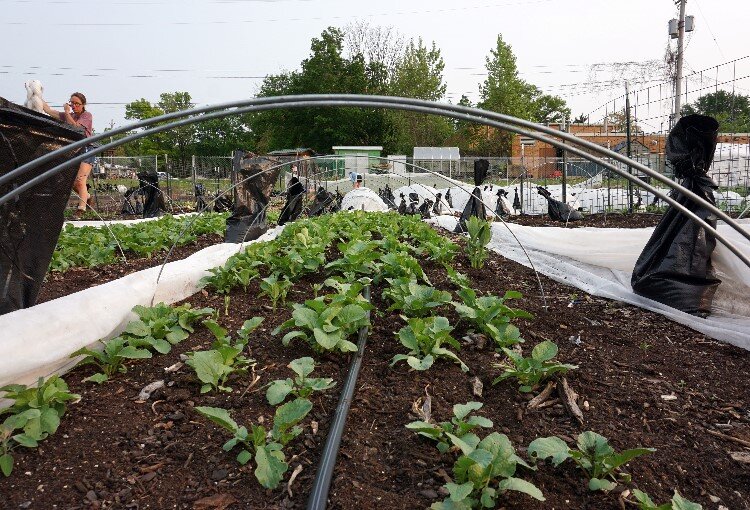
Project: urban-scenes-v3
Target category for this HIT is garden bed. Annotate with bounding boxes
[38,233,223,304]
[2,213,748,510]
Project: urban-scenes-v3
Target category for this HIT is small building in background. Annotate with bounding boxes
[331,146,383,175]
[412,147,460,177]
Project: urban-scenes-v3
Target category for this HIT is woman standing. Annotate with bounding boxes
[43,92,94,218]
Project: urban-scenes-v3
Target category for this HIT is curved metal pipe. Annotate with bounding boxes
[5,97,748,270]
[4,94,746,242]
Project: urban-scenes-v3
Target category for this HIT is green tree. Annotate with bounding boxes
[123,92,196,170]
[476,35,569,155]
[681,90,750,133]
[388,38,452,153]
[250,27,395,154]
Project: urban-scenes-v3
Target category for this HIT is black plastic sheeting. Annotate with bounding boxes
[0,97,86,314]
[455,158,489,233]
[537,186,583,222]
[307,186,338,217]
[632,114,722,317]
[137,172,168,218]
[225,153,281,243]
[277,176,305,225]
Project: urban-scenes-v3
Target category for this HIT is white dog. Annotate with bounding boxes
[24,80,46,114]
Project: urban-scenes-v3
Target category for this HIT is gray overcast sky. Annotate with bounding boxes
[2,0,748,136]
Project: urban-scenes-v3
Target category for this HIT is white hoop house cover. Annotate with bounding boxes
[433,216,750,350]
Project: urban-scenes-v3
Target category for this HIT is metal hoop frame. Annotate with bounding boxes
[3,94,748,269]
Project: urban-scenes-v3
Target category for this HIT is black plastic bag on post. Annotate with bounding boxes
[455,159,489,233]
[278,176,305,225]
[0,97,85,314]
[537,186,583,221]
[137,172,167,218]
[307,186,334,217]
[225,153,281,243]
[631,114,721,317]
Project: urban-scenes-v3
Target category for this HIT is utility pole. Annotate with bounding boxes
[625,82,634,213]
[561,117,568,203]
[672,0,687,127]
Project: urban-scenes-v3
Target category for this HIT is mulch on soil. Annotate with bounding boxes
[2,219,749,510]
[36,233,224,304]
[503,212,665,229]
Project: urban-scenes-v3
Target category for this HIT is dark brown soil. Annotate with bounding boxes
[3,225,749,510]
[502,212,665,229]
[37,234,224,304]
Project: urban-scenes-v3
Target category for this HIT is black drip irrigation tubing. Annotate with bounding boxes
[306,285,371,510]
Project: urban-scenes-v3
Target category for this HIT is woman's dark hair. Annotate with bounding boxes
[71,92,87,110]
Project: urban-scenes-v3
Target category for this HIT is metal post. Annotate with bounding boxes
[561,118,568,203]
[626,83,634,212]
[672,0,687,127]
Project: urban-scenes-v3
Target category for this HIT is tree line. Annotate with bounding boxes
[113,23,749,168]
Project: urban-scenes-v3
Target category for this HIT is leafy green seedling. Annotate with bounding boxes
[200,252,263,294]
[0,376,80,477]
[71,337,152,383]
[273,285,371,353]
[0,376,80,421]
[493,340,577,392]
[465,216,492,269]
[202,317,263,351]
[527,431,655,492]
[187,319,257,393]
[259,273,294,312]
[632,489,703,510]
[266,357,335,405]
[453,287,532,347]
[432,432,544,509]
[377,250,429,284]
[382,277,452,318]
[406,401,493,454]
[391,316,468,372]
[325,239,382,280]
[195,399,311,489]
[446,265,472,290]
[122,302,213,354]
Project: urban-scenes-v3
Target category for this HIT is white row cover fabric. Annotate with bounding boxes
[65,212,198,228]
[0,226,283,390]
[432,216,750,350]
[339,187,389,212]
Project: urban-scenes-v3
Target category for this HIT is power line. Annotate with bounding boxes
[2,0,561,26]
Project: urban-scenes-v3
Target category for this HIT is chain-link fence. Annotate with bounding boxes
[82,150,749,217]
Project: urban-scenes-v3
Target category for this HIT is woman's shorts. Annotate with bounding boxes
[82,145,97,165]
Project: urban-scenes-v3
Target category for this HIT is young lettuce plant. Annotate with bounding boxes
[465,216,492,269]
[0,376,80,477]
[377,250,429,284]
[631,490,703,510]
[273,284,372,353]
[70,337,153,383]
[325,239,382,281]
[259,274,293,312]
[266,357,335,405]
[406,401,493,454]
[194,399,311,489]
[432,432,544,509]
[453,287,532,348]
[527,431,655,492]
[493,340,578,392]
[186,319,258,393]
[200,253,263,295]
[391,316,468,372]
[122,302,214,354]
[382,277,452,318]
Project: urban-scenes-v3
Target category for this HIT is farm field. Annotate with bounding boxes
[1,212,748,510]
